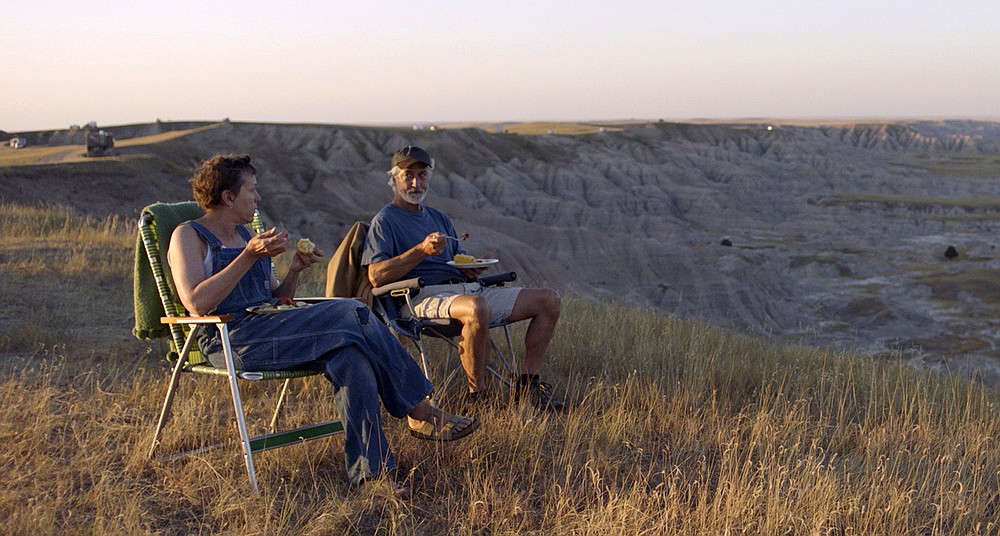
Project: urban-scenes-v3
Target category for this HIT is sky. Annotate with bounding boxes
[3,0,999,132]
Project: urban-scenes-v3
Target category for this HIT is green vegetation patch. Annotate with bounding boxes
[841,296,894,319]
[916,267,1000,304]
[823,193,1000,212]
[908,334,993,356]
[893,152,1000,179]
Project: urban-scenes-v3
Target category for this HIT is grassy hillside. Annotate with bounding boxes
[1,202,998,534]
[5,119,1000,382]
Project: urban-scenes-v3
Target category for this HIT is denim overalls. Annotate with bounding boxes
[186,221,433,484]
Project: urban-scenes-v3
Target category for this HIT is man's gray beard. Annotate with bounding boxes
[401,189,427,205]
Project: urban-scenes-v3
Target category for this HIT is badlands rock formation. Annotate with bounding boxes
[4,119,1000,384]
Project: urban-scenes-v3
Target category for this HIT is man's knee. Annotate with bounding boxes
[542,288,560,312]
[451,294,491,326]
[510,288,560,322]
[531,288,560,317]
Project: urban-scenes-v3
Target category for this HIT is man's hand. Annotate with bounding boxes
[458,266,488,279]
[457,252,494,280]
[420,232,448,257]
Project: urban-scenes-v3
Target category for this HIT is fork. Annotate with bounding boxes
[444,232,470,242]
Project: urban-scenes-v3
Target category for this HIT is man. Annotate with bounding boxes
[362,146,564,411]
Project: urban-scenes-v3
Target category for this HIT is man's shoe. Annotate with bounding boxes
[461,390,492,414]
[515,375,566,413]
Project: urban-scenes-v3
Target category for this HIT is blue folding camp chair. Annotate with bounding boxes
[323,220,520,403]
[371,274,520,403]
[134,201,343,494]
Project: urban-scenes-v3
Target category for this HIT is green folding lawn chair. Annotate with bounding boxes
[133,201,343,494]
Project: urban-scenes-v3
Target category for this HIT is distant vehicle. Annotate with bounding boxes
[85,130,115,157]
[9,137,27,149]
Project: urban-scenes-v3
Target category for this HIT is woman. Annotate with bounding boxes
[168,153,478,494]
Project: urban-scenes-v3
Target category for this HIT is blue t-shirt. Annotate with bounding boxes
[362,204,467,285]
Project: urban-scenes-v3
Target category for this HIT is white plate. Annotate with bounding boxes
[446,258,499,268]
[246,304,299,314]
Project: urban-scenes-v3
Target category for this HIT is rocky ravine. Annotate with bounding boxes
[4,119,1000,385]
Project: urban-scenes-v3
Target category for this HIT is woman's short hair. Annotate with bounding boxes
[190,153,257,209]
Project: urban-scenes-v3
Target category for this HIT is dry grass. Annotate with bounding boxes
[0,144,90,167]
[112,124,221,148]
[500,122,620,136]
[1,202,999,535]
[436,121,623,136]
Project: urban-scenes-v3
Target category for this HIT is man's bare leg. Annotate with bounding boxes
[447,295,491,393]
[507,288,561,375]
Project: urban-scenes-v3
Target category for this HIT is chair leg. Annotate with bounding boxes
[436,366,464,403]
[413,338,431,379]
[269,378,292,432]
[148,326,199,459]
[148,355,188,459]
[488,325,516,387]
[418,325,518,402]
[218,324,260,494]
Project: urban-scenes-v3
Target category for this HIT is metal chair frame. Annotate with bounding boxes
[138,202,344,494]
[372,274,519,403]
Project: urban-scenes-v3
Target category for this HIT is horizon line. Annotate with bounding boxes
[5,115,1000,134]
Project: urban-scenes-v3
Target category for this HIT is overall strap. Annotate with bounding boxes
[235,225,254,242]
[187,221,256,249]
[185,220,223,248]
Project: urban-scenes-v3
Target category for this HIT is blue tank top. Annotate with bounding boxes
[185,220,274,315]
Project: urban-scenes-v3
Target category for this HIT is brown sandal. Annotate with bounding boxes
[409,406,480,441]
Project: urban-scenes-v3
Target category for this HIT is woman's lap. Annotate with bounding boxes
[201,299,431,414]
[203,299,372,370]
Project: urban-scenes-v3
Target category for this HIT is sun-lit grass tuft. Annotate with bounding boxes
[499,122,621,136]
[1,202,999,534]
[0,145,88,167]
[113,123,220,148]
[1,203,133,275]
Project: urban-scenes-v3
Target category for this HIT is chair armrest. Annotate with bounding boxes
[161,315,234,324]
[478,271,517,287]
[372,277,425,297]
[295,297,363,304]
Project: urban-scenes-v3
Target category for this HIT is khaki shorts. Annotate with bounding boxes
[412,283,522,324]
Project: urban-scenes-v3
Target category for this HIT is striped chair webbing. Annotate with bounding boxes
[250,210,278,281]
[140,206,319,379]
[139,209,206,364]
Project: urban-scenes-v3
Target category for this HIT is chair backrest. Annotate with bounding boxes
[324,220,374,307]
[134,201,270,364]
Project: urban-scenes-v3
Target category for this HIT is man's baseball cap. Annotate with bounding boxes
[392,146,434,169]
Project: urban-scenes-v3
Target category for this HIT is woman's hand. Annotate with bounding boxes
[290,246,324,273]
[246,227,290,258]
